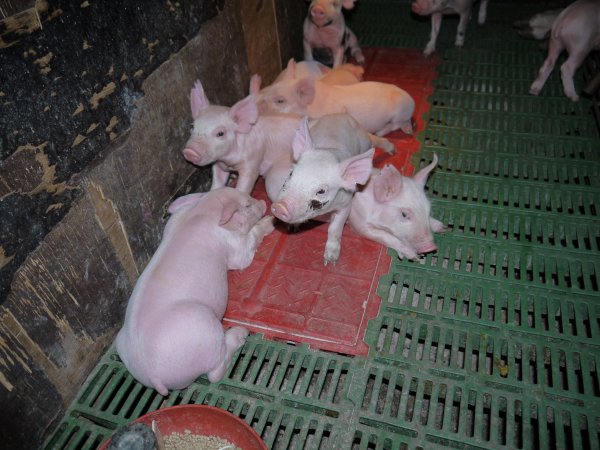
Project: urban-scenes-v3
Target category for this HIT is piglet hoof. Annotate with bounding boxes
[529,83,542,96]
[226,326,249,349]
[324,242,341,266]
[323,257,337,266]
[381,140,396,154]
[354,52,366,66]
[397,250,419,261]
[257,215,276,237]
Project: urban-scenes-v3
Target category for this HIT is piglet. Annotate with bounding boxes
[350,154,445,260]
[304,0,365,68]
[255,75,415,136]
[411,0,490,56]
[273,58,364,86]
[183,80,300,193]
[116,187,275,395]
[513,9,562,40]
[529,0,600,101]
[271,114,382,264]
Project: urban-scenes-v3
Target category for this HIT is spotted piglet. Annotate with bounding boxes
[304,0,365,68]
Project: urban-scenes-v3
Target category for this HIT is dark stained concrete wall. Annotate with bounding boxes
[0,0,305,448]
[0,0,224,302]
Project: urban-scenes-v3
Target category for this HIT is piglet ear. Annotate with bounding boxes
[249,74,262,95]
[294,77,316,107]
[413,153,438,188]
[292,116,313,161]
[190,80,210,119]
[168,193,207,215]
[219,201,241,230]
[342,0,356,9]
[431,218,447,233]
[339,148,375,191]
[229,94,259,133]
[284,58,296,80]
[373,165,403,203]
[219,200,265,234]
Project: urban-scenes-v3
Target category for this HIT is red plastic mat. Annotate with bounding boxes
[224,48,440,356]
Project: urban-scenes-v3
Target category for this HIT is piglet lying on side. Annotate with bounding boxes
[529,0,600,101]
[271,114,393,264]
[411,0,490,56]
[272,58,364,87]
[183,80,300,193]
[255,74,415,136]
[350,154,444,260]
[116,187,274,395]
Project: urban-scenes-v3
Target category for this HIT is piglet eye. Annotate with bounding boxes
[217,131,225,137]
[275,97,286,104]
[316,188,327,195]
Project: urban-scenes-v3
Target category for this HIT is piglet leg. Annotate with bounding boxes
[206,326,249,383]
[560,47,588,101]
[530,38,564,96]
[455,11,470,47]
[324,208,351,265]
[478,0,489,24]
[424,12,443,56]
[211,165,231,190]
[228,216,275,270]
[345,27,365,64]
[368,133,396,154]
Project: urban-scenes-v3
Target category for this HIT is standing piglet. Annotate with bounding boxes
[255,75,415,136]
[271,114,378,265]
[116,188,274,395]
[411,0,490,56]
[304,0,365,68]
[183,80,300,194]
[529,0,600,101]
[350,155,445,260]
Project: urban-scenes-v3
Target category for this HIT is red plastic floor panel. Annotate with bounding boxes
[223,48,440,356]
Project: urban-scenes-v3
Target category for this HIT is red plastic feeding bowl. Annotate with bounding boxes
[98,405,266,450]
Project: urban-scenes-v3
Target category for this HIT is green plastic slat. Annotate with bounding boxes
[422,149,600,186]
[430,199,600,254]
[425,107,598,136]
[427,172,599,218]
[421,129,598,160]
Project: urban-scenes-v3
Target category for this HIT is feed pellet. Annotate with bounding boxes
[164,429,241,450]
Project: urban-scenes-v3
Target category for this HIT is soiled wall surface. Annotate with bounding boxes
[0,0,306,447]
[0,0,224,302]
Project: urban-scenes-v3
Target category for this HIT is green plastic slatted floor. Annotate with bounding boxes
[45,1,600,449]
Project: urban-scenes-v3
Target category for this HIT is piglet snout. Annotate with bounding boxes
[311,5,326,19]
[411,1,425,15]
[416,241,437,255]
[271,201,292,222]
[183,147,205,165]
